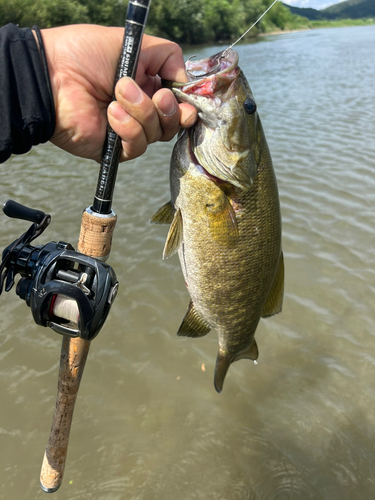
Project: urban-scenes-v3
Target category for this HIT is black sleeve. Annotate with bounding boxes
[0,24,55,164]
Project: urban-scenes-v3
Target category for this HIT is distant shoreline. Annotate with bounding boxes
[260,18,375,37]
[178,19,375,49]
[259,28,310,36]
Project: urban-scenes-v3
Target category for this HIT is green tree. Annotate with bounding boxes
[148,0,211,44]
[24,0,89,28]
[203,0,247,42]
[78,0,127,26]
[0,0,89,28]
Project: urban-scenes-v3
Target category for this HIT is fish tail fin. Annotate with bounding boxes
[234,339,259,361]
[214,340,259,393]
[214,351,232,394]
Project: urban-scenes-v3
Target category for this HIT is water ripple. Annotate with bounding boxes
[1,25,375,500]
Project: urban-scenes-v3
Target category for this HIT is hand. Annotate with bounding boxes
[40,25,197,162]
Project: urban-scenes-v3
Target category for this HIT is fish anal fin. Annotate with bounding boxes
[163,208,183,259]
[207,194,238,247]
[150,200,175,225]
[262,251,284,318]
[177,300,211,338]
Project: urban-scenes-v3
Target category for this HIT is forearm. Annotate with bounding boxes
[0,24,55,163]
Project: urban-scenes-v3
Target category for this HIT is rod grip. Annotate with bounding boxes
[40,210,117,492]
[77,208,117,259]
[40,336,90,492]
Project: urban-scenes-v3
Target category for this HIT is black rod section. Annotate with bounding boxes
[92,0,151,214]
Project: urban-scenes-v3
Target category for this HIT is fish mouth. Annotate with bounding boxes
[162,49,239,97]
[184,49,239,82]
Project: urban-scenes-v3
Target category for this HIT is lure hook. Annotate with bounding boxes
[186,54,221,79]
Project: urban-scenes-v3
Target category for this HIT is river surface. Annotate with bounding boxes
[1,25,375,500]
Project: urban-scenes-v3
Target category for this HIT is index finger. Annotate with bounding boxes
[136,35,189,87]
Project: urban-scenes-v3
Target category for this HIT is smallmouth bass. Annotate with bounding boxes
[152,49,284,392]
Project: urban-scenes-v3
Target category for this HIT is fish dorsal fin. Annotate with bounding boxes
[262,251,284,318]
[163,208,183,259]
[150,200,175,225]
[207,193,238,247]
[177,300,211,338]
[234,339,259,361]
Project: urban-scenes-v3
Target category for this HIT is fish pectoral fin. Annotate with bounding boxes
[207,195,239,247]
[177,300,211,338]
[150,200,175,224]
[262,251,284,318]
[163,208,183,259]
[234,339,259,361]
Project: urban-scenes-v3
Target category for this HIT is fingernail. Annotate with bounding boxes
[158,93,177,117]
[108,101,130,122]
[120,78,142,104]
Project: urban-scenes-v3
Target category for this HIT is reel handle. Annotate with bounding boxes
[3,199,46,224]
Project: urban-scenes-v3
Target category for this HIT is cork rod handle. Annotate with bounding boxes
[40,336,90,492]
[40,212,117,492]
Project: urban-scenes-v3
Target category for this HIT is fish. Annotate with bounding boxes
[151,49,284,393]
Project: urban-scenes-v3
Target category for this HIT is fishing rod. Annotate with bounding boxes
[0,0,151,493]
[93,0,151,215]
[39,0,151,492]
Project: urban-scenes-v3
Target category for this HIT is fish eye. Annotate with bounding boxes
[243,97,257,115]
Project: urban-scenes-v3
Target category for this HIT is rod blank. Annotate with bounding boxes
[93,0,151,215]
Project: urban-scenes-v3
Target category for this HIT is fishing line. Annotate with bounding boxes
[223,0,280,55]
[185,0,280,79]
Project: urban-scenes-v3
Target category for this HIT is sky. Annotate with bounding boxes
[283,0,346,10]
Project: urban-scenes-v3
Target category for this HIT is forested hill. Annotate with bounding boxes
[283,0,375,20]
[282,4,326,20]
[323,0,375,18]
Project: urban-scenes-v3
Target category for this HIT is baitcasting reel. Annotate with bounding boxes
[0,200,118,341]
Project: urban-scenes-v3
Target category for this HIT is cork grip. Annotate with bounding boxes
[40,337,90,492]
[40,210,117,492]
[77,210,117,259]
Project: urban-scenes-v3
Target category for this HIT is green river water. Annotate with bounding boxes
[1,25,375,500]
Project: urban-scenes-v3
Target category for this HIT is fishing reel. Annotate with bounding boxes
[0,200,118,341]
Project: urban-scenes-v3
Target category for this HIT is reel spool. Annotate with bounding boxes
[0,200,118,341]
